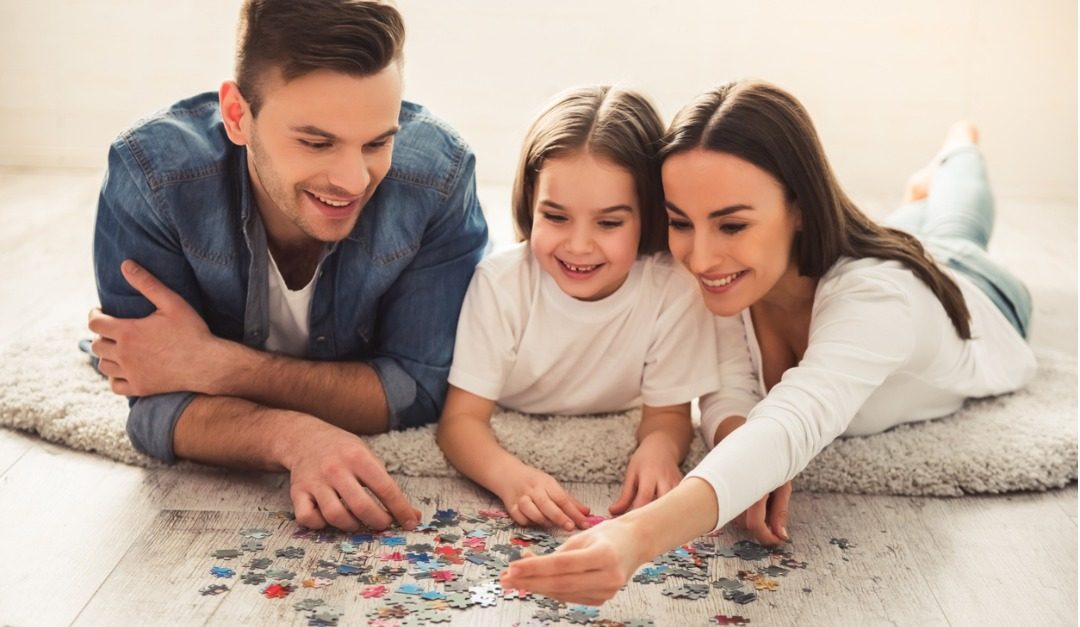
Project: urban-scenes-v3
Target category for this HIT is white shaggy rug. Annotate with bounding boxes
[0,326,1076,497]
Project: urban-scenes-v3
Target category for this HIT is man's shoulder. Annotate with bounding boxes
[385,101,475,197]
[112,92,234,190]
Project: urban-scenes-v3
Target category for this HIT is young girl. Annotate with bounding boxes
[502,80,1037,605]
[436,86,722,531]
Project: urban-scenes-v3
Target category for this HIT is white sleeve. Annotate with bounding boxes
[685,271,917,530]
[698,314,760,445]
[640,284,722,407]
[446,266,519,401]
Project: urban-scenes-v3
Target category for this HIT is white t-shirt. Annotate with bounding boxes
[448,242,721,414]
[264,251,325,358]
[688,256,1037,530]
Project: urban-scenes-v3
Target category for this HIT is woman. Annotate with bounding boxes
[500,79,1036,606]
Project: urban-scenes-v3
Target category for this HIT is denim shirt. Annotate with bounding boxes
[93,92,488,462]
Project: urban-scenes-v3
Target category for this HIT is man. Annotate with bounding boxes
[88,0,488,532]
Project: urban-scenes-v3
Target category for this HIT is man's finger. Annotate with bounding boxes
[90,336,117,361]
[120,259,185,312]
[312,486,363,532]
[335,474,392,531]
[358,467,418,530]
[87,309,119,338]
[97,358,122,378]
[291,490,328,530]
[108,377,132,396]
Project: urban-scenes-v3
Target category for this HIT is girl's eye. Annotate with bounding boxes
[598,220,624,229]
[720,223,747,234]
[366,139,392,150]
[299,139,331,150]
[541,212,567,223]
[667,218,692,231]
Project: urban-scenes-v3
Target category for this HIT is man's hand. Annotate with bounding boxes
[736,481,792,545]
[89,259,222,396]
[500,517,646,605]
[283,416,420,532]
[608,434,683,515]
[495,464,591,531]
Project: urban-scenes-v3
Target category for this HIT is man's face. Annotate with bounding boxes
[239,65,403,247]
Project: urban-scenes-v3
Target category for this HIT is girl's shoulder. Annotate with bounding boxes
[475,241,534,281]
[636,252,701,299]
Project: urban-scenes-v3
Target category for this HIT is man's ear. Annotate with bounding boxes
[219,81,251,146]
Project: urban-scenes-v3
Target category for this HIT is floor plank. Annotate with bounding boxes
[0,429,32,478]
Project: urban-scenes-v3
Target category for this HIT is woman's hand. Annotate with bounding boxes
[496,464,591,531]
[500,517,647,605]
[713,415,792,545]
[736,480,791,545]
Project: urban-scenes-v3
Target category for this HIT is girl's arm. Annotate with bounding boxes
[436,385,590,530]
[609,402,693,514]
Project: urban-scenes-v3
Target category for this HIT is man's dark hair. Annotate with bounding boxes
[236,0,405,115]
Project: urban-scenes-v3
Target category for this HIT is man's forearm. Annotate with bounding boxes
[198,340,390,435]
[172,394,318,471]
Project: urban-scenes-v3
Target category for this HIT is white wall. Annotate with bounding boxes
[1,0,1075,213]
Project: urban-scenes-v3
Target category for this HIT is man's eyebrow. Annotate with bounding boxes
[538,199,634,214]
[665,201,753,218]
[291,125,337,140]
[289,126,400,143]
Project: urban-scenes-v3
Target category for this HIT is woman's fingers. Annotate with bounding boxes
[767,481,793,541]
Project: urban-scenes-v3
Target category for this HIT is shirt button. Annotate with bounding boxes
[315,336,327,343]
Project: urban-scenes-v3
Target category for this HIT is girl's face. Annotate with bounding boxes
[530,151,642,301]
[662,148,802,316]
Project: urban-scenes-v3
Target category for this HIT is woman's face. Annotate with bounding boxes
[662,148,802,316]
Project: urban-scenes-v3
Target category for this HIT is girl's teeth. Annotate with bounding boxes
[563,261,598,272]
[702,271,743,287]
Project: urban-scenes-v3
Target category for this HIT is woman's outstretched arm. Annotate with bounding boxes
[500,477,717,605]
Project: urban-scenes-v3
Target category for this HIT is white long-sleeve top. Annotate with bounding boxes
[687,257,1037,531]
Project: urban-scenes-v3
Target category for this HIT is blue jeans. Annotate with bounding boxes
[884,146,1032,338]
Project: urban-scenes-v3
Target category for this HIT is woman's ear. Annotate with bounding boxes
[789,200,803,232]
[219,81,251,146]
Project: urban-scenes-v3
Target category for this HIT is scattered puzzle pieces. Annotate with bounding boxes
[194,506,831,624]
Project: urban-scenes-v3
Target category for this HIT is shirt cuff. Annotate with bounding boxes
[369,356,419,430]
[126,391,197,463]
[698,396,757,448]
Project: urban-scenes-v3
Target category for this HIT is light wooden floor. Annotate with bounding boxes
[0,168,1076,626]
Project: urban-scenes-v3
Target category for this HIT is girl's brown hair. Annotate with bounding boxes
[511,86,668,255]
[661,80,971,339]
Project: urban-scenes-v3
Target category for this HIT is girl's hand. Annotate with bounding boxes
[736,480,792,545]
[608,435,683,515]
[500,517,646,605]
[497,465,591,531]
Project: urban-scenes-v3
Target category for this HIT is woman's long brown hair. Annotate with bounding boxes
[660,80,971,339]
